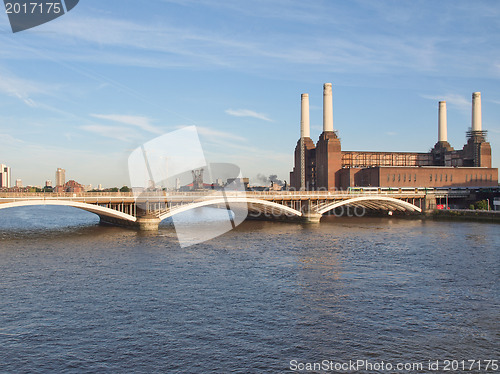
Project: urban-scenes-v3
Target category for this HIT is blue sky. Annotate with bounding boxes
[1,0,499,187]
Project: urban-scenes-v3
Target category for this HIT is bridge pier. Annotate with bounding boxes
[99,215,160,231]
[302,213,322,223]
[424,195,437,213]
[136,217,161,231]
[99,216,136,228]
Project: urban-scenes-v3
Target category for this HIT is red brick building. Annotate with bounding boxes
[290,85,498,190]
[54,180,85,193]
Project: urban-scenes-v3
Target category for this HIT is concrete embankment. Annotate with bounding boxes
[429,209,500,223]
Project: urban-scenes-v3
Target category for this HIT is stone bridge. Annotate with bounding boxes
[0,190,464,230]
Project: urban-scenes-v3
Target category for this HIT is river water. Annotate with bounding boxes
[0,206,498,373]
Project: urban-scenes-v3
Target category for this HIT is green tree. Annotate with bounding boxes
[120,186,131,192]
[475,200,489,210]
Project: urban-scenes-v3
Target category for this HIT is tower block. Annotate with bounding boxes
[290,93,316,189]
[315,132,341,190]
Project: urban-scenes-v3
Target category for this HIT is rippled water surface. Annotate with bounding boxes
[0,206,498,373]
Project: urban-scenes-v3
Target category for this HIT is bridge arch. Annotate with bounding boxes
[0,200,137,222]
[317,196,422,215]
[159,197,302,221]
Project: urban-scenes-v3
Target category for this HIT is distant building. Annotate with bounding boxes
[192,169,204,190]
[55,168,65,187]
[15,179,22,188]
[0,164,11,188]
[98,184,102,190]
[45,180,52,187]
[54,180,85,193]
[227,177,250,190]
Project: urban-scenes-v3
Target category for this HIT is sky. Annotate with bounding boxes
[0,0,499,187]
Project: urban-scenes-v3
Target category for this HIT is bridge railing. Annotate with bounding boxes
[0,192,135,198]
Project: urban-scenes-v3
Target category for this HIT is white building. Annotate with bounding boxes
[55,168,65,187]
[0,164,11,188]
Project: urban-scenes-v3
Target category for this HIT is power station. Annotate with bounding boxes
[290,84,498,190]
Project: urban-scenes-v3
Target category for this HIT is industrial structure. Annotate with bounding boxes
[290,84,498,190]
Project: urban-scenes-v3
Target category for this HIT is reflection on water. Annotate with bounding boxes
[0,206,498,372]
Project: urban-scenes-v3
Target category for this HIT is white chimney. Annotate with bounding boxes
[472,92,482,132]
[438,101,447,142]
[323,83,334,132]
[300,93,310,138]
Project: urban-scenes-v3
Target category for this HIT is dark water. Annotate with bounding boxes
[0,206,498,373]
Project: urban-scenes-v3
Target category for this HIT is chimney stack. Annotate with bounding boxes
[472,92,482,132]
[300,93,310,138]
[323,83,334,132]
[438,101,447,142]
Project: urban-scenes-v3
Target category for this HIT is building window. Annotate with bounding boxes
[435,174,437,182]
[490,174,493,181]
[398,174,401,182]
[414,174,417,182]
[445,174,448,182]
[465,175,468,182]
[393,174,395,182]
[387,174,390,182]
[440,174,442,182]
[430,174,432,181]
[450,174,453,182]
[475,174,478,181]
[404,174,406,182]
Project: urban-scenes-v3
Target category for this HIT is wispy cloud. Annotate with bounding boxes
[3,3,496,82]
[161,0,339,25]
[9,12,438,75]
[0,69,47,107]
[90,114,162,134]
[225,109,272,122]
[420,93,470,111]
[80,124,140,142]
[0,133,25,145]
[197,126,246,141]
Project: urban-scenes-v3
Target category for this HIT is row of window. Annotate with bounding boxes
[465,174,493,182]
[386,173,494,183]
[430,174,453,182]
[387,174,417,182]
